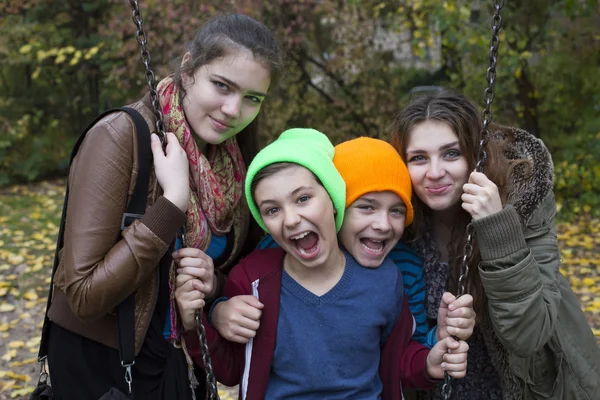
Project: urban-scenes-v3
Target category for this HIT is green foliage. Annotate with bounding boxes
[0,0,599,219]
[551,125,600,218]
[0,110,73,186]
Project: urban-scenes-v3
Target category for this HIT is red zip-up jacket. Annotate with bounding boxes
[184,248,438,399]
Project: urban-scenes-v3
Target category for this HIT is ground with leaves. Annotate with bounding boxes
[1,180,598,399]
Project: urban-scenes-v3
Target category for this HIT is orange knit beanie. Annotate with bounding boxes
[333,137,413,226]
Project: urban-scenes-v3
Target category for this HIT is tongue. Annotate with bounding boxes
[362,239,384,250]
[296,232,318,250]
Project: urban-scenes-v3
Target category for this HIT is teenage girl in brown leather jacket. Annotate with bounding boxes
[46,13,283,400]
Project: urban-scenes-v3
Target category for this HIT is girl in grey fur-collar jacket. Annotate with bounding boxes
[392,89,600,400]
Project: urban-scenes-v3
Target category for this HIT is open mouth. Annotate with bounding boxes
[360,238,388,256]
[289,231,320,260]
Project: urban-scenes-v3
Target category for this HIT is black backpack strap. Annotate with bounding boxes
[36,107,152,386]
[116,108,151,396]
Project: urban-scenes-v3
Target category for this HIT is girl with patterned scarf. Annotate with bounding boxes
[46,13,283,400]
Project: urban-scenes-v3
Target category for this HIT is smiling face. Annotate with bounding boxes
[405,120,470,213]
[253,164,339,271]
[181,49,271,148]
[338,191,407,268]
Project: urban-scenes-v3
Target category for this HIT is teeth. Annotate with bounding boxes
[361,242,383,253]
[291,231,310,240]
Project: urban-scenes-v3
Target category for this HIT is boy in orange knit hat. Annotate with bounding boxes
[209,137,475,353]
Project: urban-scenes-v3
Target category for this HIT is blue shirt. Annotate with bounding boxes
[257,234,435,348]
[264,250,403,399]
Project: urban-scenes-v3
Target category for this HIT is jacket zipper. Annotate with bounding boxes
[241,279,260,400]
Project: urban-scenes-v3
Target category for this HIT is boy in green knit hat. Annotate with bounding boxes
[176,128,469,399]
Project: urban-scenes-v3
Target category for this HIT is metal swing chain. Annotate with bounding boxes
[196,310,220,399]
[440,1,504,399]
[128,0,166,146]
[127,2,220,399]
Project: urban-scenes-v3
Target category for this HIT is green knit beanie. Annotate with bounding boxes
[245,128,346,232]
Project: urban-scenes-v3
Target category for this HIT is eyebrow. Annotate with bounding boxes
[358,197,406,209]
[258,186,313,208]
[212,74,267,97]
[407,141,459,154]
[359,197,379,205]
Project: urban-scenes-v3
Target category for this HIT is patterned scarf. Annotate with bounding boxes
[157,75,246,251]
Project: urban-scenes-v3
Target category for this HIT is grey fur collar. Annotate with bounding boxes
[490,126,554,224]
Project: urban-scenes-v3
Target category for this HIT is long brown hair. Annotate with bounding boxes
[391,89,509,318]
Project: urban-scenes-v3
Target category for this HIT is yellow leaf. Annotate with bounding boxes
[24,301,37,309]
[31,261,44,272]
[8,254,25,263]
[514,67,522,79]
[8,341,24,349]
[1,379,16,390]
[0,303,16,312]
[1,349,17,361]
[11,387,36,397]
[85,46,100,60]
[520,51,533,60]
[36,49,47,61]
[582,278,596,287]
[26,339,40,349]
[23,290,38,301]
[19,44,32,54]
[5,371,31,382]
[32,67,42,80]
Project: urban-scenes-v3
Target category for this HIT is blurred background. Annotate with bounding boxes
[1,0,599,217]
[0,1,599,397]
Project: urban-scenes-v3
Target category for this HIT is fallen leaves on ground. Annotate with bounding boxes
[0,179,598,399]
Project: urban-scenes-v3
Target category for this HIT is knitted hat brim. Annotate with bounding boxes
[346,184,414,227]
[245,142,346,232]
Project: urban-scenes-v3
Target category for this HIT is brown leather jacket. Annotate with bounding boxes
[47,95,250,354]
